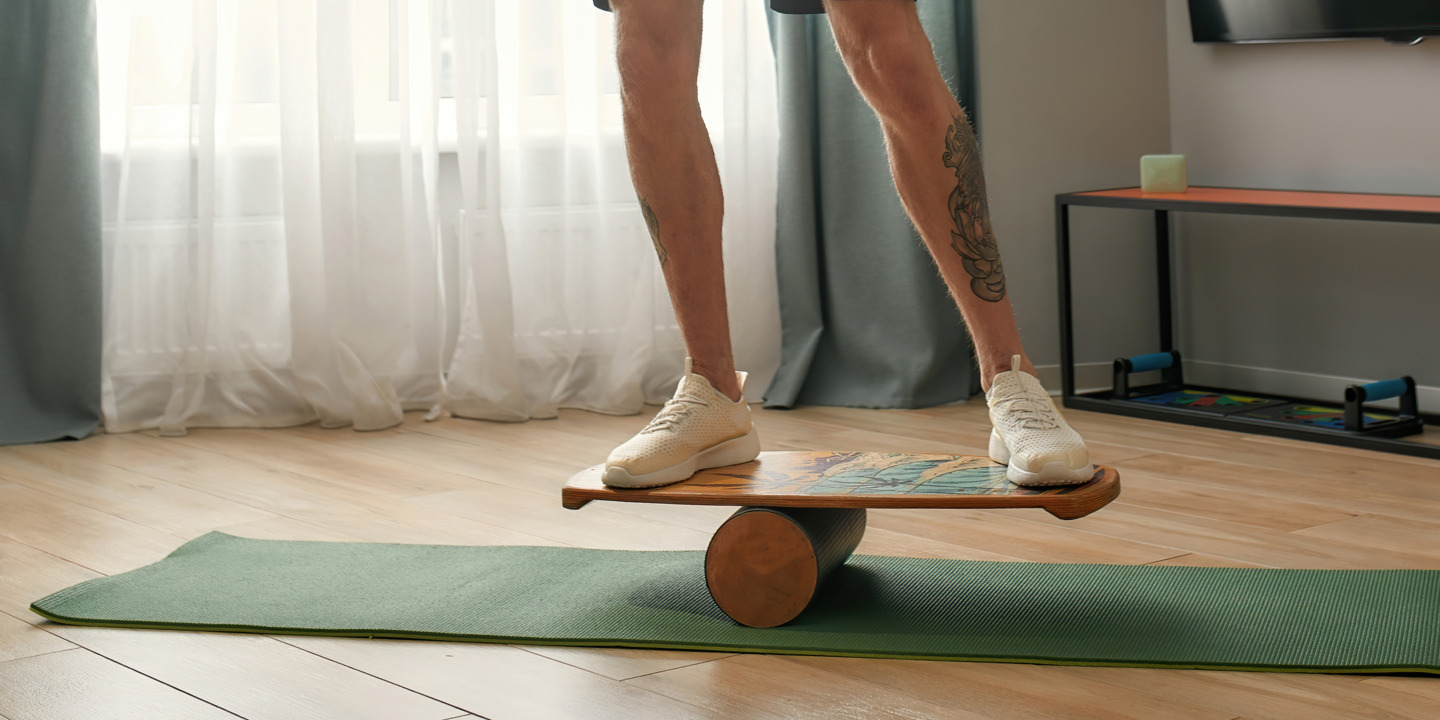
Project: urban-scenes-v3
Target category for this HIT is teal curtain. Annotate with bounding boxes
[763,2,981,409]
[0,0,103,445]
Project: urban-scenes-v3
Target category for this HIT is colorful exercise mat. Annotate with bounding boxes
[31,532,1440,674]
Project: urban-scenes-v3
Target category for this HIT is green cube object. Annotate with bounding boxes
[1141,154,1187,193]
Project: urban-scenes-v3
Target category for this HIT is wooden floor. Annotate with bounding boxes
[2,401,1438,719]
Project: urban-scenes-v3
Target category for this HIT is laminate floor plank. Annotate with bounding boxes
[163,429,483,500]
[520,645,734,681]
[627,653,982,720]
[1014,502,1440,569]
[0,482,181,576]
[0,610,73,663]
[1104,465,1359,532]
[1047,665,1435,720]
[126,447,559,547]
[866,507,1188,565]
[772,655,1236,720]
[1113,453,1440,525]
[277,636,712,720]
[0,538,100,627]
[0,447,274,536]
[0,649,239,720]
[48,628,462,720]
[407,486,714,551]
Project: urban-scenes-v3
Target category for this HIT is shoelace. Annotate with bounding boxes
[992,383,1061,430]
[641,391,709,433]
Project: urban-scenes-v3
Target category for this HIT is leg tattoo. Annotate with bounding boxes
[639,198,668,266]
[942,113,1005,302]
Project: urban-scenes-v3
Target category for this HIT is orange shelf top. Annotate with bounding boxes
[1075,187,1440,215]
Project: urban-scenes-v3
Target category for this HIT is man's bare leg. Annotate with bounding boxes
[822,0,1091,486]
[823,0,1030,391]
[612,0,741,401]
[601,0,759,489]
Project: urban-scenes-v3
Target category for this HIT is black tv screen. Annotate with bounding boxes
[1189,0,1440,44]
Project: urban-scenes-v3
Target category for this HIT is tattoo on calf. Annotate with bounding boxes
[942,113,1006,302]
[640,197,667,266]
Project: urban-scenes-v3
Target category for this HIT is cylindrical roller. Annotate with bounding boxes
[1124,351,1177,374]
[704,506,866,628]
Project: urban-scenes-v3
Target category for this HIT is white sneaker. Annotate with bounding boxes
[603,358,760,488]
[987,355,1094,487]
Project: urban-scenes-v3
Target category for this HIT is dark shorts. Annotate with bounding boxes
[593,0,828,14]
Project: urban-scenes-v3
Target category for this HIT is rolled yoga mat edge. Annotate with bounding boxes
[30,532,1440,675]
[29,609,1432,675]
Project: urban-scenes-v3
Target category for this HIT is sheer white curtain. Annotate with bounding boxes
[96,0,779,434]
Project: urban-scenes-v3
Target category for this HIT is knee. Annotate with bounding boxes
[833,21,952,125]
[613,3,701,106]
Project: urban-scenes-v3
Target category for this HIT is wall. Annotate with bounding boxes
[1165,0,1440,407]
[974,0,1173,390]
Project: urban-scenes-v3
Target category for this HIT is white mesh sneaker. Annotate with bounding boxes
[602,358,760,489]
[987,354,1094,487]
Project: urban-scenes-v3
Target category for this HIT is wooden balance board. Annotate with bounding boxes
[564,451,1121,628]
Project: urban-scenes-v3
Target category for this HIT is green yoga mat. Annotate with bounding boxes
[31,532,1440,674]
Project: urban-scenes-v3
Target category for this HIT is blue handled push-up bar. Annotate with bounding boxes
[1112,350,1183,400]
[1345,377,1418,432]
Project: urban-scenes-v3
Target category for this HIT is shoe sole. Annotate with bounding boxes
[602,428,761,489]
[989,429,1094,487]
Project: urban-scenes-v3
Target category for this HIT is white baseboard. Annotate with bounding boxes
[1035,359,1436,413]
[1034,361,1138,395]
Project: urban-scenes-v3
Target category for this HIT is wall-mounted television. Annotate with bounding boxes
[1189,0,1440,44]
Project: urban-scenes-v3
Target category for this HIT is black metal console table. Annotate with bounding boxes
[1055,186,1440,460]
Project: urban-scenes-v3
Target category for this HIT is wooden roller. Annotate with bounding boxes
[703,507,866,628]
